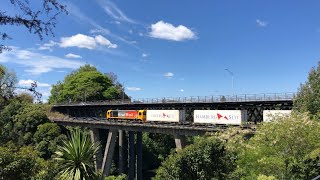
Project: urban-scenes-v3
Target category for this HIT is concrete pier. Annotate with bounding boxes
[90,128,103,172]
[102,130,117,176]
[174,134,187,150]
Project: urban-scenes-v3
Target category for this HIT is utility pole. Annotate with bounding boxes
[122,82,125,103]
[225,69,234,96]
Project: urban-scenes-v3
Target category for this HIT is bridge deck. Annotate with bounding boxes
[52,118,256,136]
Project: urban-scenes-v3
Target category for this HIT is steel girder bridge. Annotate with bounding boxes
[51,92,294,179]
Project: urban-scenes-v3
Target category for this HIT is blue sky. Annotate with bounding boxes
[0,0,319,101]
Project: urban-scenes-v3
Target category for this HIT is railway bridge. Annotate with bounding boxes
[51,93,294,179]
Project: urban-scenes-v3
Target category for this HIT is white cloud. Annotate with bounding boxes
[127,87,142,91]
[256,19,268,27]
[18,79,50,87]
[65,53,82,59]
[180,89,184,92]
[142,53,148,58]
[0,47,85,75]
[164,72,174,78]
[38,40,58,51]
[60,34,117,49]
[101,0,137,24]
[95,35,118,48]
[149,21,196,41]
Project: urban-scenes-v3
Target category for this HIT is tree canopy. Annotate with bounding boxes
[49,64,129,103]
[154,136,236,180]
[0,0,67,53]
[294,62,320,119]
[231,113,320,179]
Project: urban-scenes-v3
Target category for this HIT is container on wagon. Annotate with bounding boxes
[263,110,292,122]
[193,110,247,125]
[146,110,185,122]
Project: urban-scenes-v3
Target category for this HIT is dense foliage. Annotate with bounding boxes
[0,145,58,180]
[49,64,129,103]
[294,62,320,119]
[0,100,66,159]
[154,136,236,180]
[231,114,320,179]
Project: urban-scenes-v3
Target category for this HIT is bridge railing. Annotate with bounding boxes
[54,92,295,106]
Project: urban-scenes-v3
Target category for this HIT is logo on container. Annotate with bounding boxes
[195,113,239,121]
[150,113,174,118]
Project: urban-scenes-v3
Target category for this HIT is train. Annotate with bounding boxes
[106,109,292,125]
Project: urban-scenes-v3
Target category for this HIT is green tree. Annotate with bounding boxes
[154,136,235,180]
[0,64,16,104]
[55,129,100,180]
[0,0,67,53]
[294,62,320,119]
[49,64,129,103]
[33,122,67,159]
[0,145,55,180]
[233,113,320,179]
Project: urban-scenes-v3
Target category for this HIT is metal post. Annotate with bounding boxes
[136,132,143,180]
[128,131,135,180]
[225,69,234,96]
[119,130,126,174]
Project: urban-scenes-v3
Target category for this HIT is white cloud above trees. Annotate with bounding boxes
[149,21,196,41]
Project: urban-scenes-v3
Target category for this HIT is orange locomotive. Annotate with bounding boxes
[106,110,146,121]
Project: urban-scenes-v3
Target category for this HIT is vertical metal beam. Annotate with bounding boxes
[128,131,135,180]
[102,130,117,176]
[136,132,143,180]
[90,128,102,172]
[174,134,187,150]
[118,130,126,174]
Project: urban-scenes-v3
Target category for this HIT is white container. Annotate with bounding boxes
[146,110,185,122]
[193,110,247,125]
[263,110,292,122]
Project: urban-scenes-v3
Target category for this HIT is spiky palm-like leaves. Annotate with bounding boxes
[55,129,100,180]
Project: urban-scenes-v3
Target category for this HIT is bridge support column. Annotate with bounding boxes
[118,130,127,175]
[174,134,187,150]
[90,128,102,172]
[128,131,136,180]
[102,130,117,176]
[136,132,143,180]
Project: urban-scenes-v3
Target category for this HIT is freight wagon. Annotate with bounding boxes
[193,110,247,125]
[263,110,292,122]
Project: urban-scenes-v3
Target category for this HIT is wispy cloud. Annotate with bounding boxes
[18,79,50,87]
[65,2,110,35]
[142,53,148,58]
[256,19,268,27]
[38,40,58,51]
[98,0,137,24]
[180,89,184,92]
[127,87,142,91]
[149,21,196,41]
[0,47,85,75]
[164,72,174,79]
[65,53,82,59]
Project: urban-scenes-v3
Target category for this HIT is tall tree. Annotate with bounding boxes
[49,64,129,103]
[294,62,320,119]
[0,64,16,104]
[55,129,100,180]
[0,0,67,53]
